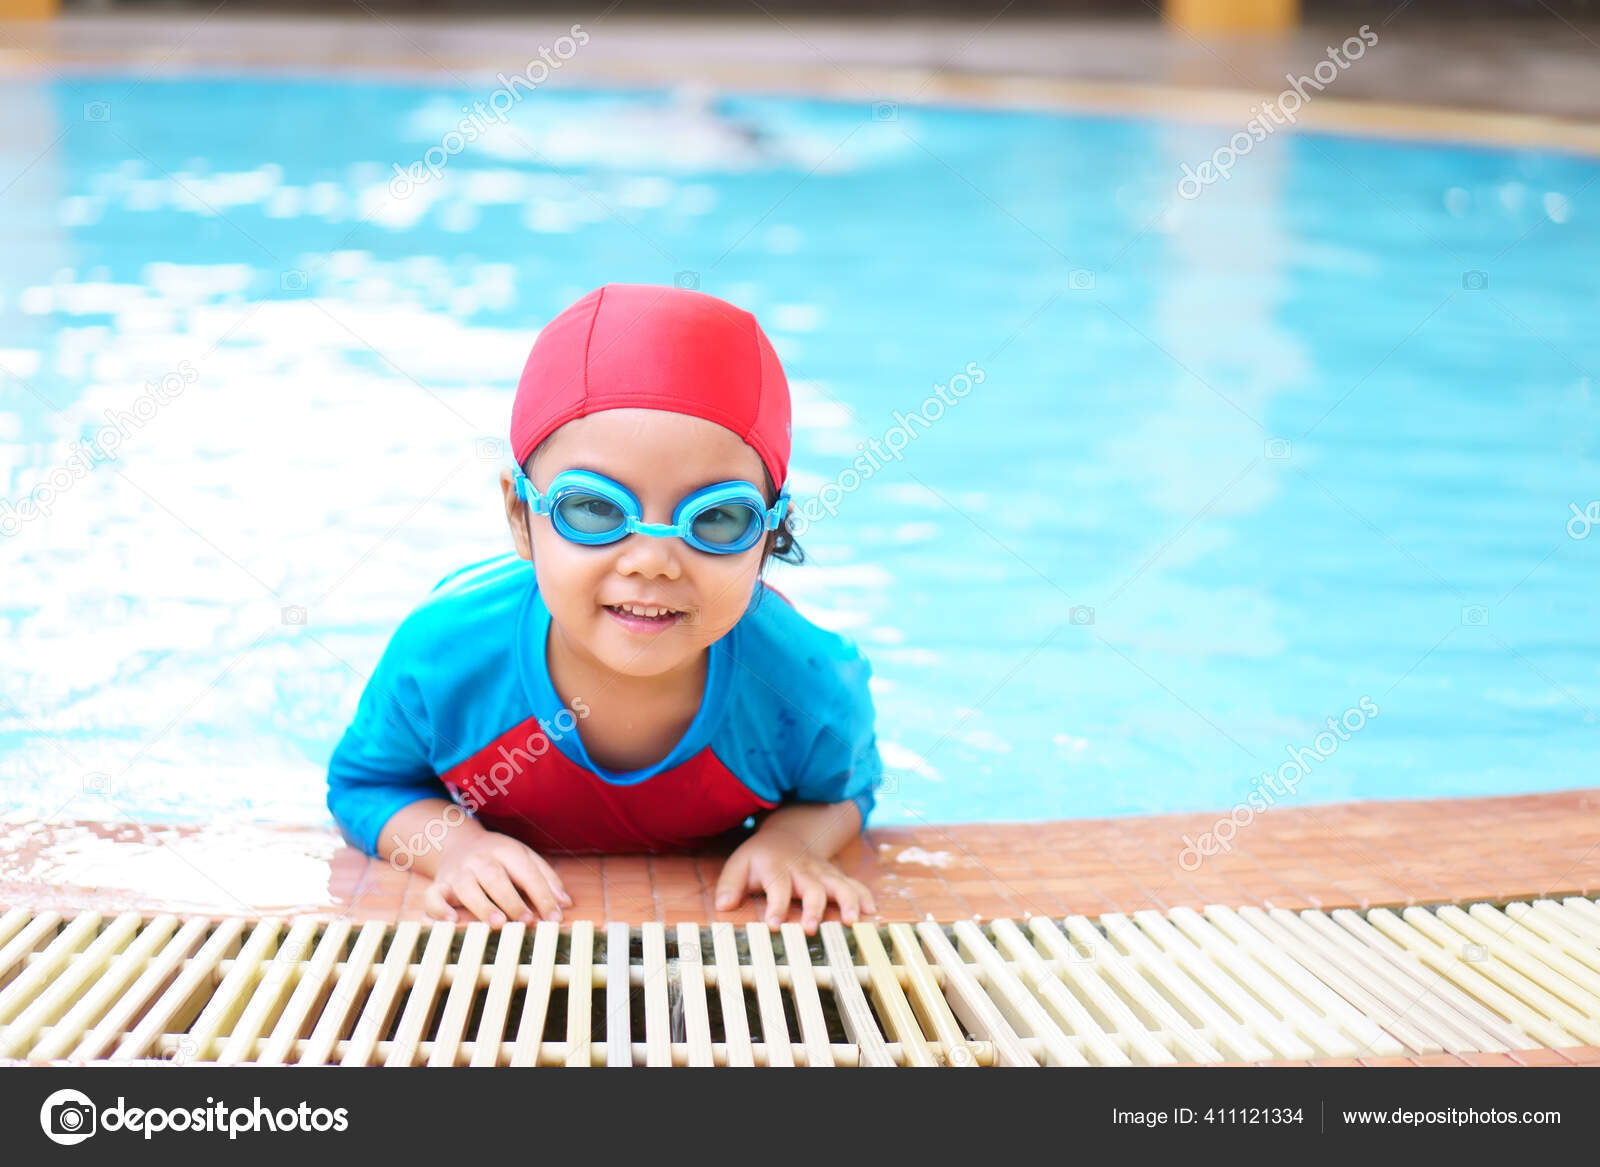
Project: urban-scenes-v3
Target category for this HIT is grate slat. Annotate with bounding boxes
[1147,909,1347,1058]
[1504,902,1600,971]
[710,923,754,1067]
[778,923,835,1067]
[990,917,1128,1065]
[1390,907,1600,1045]
[260,918,351,1066]
[1352,909,1573,1048]
[1058,914,1219,1062]
[111,916,245,1061]
[675,923,714,1067]
[428,921,489,1067]
[2,897,1595,1067]
[851,922,936,1066]
[509,920,558,1066]
[565,921,593,1068]
[301,920,384,1065]
[1213,908,1412,1056]
[0,912,141,1058]
[914,919,1035,1065]
[1292,909,1504,1051]
[1444,906,1600,1017]
[952,919,1084,1065]
[1103,913,1282,1061]
[344,919,419,1066]
[818,921,892,1067]
[745,923,793,1066]
[605,921,632,1067]
[471,921,525,1067]
[32,915,184,1063]
[887,922,973,1065]
[640,922,670,1067]
[219,917,318,1065]
[1026,917,1173,1065]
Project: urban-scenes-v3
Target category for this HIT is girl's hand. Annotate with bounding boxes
[422,831,572,926]
[713,828,878,935]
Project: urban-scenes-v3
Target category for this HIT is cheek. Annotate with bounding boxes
[690,554,763,627]
[529,532,604,608]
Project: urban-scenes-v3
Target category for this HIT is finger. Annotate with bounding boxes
[529,852,573,906]
[505,852,563,921]
[762,870,792,928]
[451,878,503,927]
[820,873,861,924]
[714,853,750,911]
[477,865,533,925]
[848,877,878,916]
[798,874,828,934]
[422,881,458,923]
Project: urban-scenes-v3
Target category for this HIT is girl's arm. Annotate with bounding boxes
[751,798,864,859]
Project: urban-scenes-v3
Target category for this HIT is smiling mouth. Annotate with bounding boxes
[604,603,685,625]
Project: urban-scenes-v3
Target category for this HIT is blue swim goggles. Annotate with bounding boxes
[513,467,789,556]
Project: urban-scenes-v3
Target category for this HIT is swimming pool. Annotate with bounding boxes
[1,75,1595,836]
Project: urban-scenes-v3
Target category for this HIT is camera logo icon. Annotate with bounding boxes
[1461,270,1488,291]
[674,270,700,290]
[1264,438,1292,460]
[1068,604,1095,626]
[474,436,505,461]
[280,269,308,292]
[83,102,111,122]
[872,101,898,121]
[1461,605,1488,627]
[281,605,308,626]
[40,1088,97,1145]
[1068,268,1096,291]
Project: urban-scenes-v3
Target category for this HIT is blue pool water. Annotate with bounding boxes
[1,75,1596,837]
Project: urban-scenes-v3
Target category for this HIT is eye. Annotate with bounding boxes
[557,493,624,534]
[692,503,759,546]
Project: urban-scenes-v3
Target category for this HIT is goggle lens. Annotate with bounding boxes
[690,502,762,549]
[554,491,626,536]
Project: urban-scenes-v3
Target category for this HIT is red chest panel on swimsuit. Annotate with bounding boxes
[440,718,778,854]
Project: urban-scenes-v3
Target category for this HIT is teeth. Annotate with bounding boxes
[614,603,675,618]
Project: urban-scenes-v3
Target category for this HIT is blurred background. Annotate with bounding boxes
[1,1,1596,839]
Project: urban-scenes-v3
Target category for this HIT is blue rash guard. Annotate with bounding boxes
[326,552,884,856]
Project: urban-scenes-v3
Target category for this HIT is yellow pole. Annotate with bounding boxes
[1166,0,1299,32]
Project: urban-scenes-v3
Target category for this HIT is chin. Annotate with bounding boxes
[593,620,695,674]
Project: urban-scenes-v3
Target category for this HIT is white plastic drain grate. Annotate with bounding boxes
[1,898,1596,1066]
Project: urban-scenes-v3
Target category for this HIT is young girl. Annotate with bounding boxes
[327,283,883,935]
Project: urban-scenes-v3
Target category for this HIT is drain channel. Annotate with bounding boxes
[1,899,1596,1066]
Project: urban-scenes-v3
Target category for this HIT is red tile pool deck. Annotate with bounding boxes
[4,789,1598,1067]
[6,789,1594,924]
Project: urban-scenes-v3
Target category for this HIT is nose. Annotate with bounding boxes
[612,529,685,581]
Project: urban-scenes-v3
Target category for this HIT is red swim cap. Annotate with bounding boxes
[510,283,792,491]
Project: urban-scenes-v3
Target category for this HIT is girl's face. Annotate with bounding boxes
[500,408,770,681]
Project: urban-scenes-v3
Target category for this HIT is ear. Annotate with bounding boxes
[500,467,533,561]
